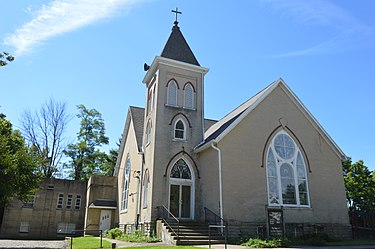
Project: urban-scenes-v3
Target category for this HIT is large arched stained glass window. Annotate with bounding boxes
[170,159,191,179]
[121,159,131,210]
[266,130,310,207]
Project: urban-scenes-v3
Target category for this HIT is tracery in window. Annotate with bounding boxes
[121,159,131,211]
[174,119,185,140]
[184,83,195,109]
[170,159,191,179]
[266,130,310,207]
[167,80,178,106]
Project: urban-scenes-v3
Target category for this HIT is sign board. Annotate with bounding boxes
[268,208,284,237]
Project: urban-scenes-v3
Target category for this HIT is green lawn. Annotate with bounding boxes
[70,236,112,249]
[70,237,205,249]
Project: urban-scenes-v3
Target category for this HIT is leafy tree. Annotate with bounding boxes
[0,114,40,207]
[64,104,109,180]
[100,137,121,176]
[343,159,375,212]
[20,98,71,178]
[0,52,15,66]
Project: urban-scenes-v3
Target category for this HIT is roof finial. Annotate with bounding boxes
[171,7,182,26]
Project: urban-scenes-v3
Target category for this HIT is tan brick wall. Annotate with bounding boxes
[0,178,86,239]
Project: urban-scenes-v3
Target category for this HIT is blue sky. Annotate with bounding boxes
[1,0,374,170]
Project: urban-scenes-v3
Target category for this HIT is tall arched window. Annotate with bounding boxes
[167,80,178,106]
[174,119,186,140]
[121,159,131,211]
[147,89,153,114]
[184,83,194,109]
[266,130,310,207]
[146,120,151,145]
[143,170,149,208]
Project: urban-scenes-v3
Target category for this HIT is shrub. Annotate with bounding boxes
[241,238,284,248]
[122,230,161,243]
[104,228,123,239]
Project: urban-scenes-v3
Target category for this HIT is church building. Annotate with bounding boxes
[114,19,351,242]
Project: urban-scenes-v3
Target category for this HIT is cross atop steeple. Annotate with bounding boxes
[171,7,182,25]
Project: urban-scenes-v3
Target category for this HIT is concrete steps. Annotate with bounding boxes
[161,220,226,245]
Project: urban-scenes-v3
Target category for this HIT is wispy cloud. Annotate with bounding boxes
[260,0,373,57]
[4,0,143,56]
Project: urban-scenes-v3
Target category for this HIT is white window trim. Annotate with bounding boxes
[66,194,73,209]
[266,130,310,208]
[57,193,64,209]
[173,119,186,140]
[121,159,131,211]
[146,121,151,146]
[183,83,195,110]
[168,158,195,219]
[167,80,178,107]
[75,195,81,210]
[143,172,149,209]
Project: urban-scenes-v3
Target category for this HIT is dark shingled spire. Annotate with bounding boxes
[161,21,200,66]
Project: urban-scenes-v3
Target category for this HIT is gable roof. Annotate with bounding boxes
[160,22,200,66]
[195,78,347,161]
[114,106,144,176]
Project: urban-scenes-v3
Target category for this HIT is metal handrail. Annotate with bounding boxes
[209,225,228,249]
[204,207,228,246]
[157,205,180,242]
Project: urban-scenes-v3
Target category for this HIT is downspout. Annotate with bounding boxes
[135,148,145,230]
[211,142,224,230]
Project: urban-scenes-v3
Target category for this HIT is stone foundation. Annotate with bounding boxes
[226,221,352,241]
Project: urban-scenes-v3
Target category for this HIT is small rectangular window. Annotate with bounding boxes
[57,223,76,234]
[19,221,29,233]
[57,193,64,209]
[66,194,73,209]
[47,185,55,190]
[75,195,81,210]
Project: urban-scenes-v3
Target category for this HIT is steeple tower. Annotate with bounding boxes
[141,15,208,220]
[160,21,200,66]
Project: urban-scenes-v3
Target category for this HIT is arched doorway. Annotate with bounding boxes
[168,158,195,219]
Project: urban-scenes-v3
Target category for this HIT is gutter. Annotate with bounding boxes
[211,141,224,229]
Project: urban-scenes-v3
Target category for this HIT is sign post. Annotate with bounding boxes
[267,208,284,237]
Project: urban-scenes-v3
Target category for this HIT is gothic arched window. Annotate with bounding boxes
[167,80,178,106]
[170,159,191,179]
[146,120,151,145]
[121,159,131,210]
[184,83,195,109]
[174,119,186,140]
[143,170,149,208]
[266,130,310,207]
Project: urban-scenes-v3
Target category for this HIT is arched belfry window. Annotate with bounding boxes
[184,83,195,109]
[174,119,186,140]
[167,80,178,106]
[121,158,131,211]
[266,130,310,207]
[170,159,192,179]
